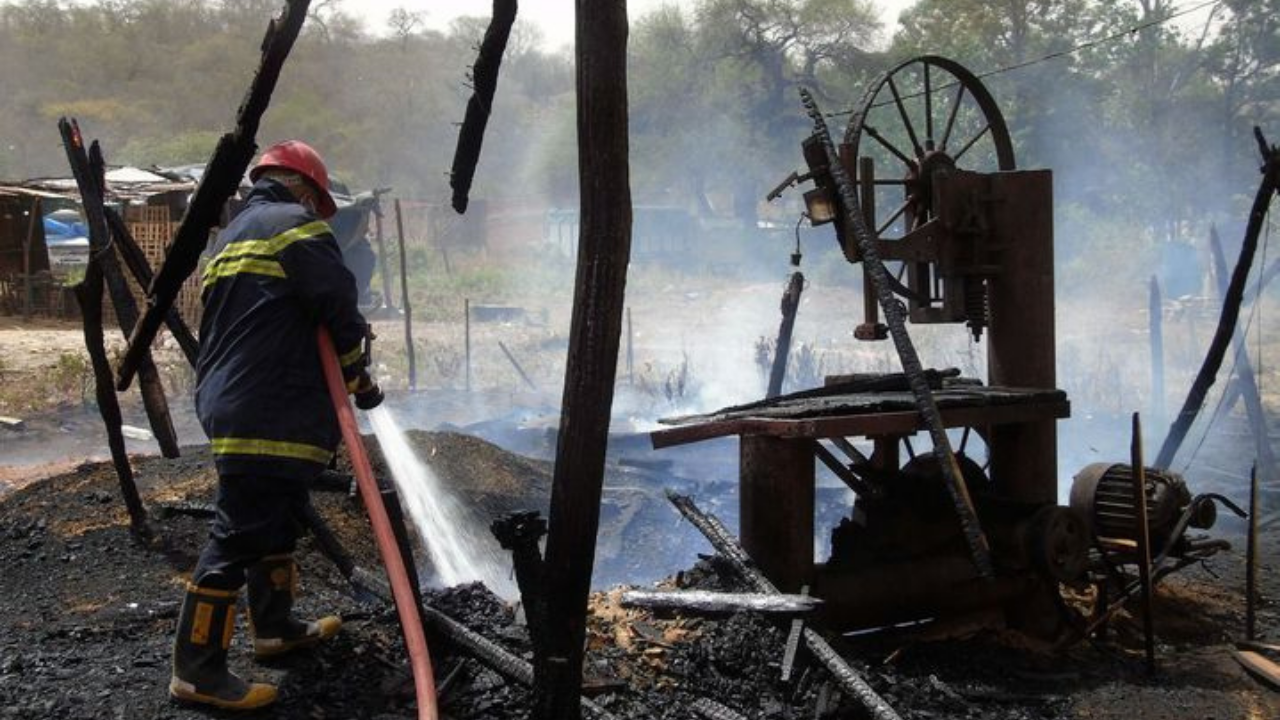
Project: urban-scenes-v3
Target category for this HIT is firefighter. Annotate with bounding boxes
[169,140,382,710]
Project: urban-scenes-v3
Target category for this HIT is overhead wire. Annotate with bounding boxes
[830,0,1227,118]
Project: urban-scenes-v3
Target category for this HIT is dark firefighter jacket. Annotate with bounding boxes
[196,178,368,478]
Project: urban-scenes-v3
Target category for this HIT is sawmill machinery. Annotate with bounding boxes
[652,56,1228,636]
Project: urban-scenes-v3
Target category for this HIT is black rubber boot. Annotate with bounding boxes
[247,554,341,658]
[170,584,277,710]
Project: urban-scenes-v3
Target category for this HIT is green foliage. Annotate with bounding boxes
[117,131,223,166]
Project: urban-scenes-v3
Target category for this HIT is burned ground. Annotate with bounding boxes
[1,429,1278,719]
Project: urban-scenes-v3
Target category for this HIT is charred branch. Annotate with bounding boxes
[767,271,804,399]
[72,264,149,540]
[59,122,181,459]
[1155,127,1279,468]
[666,491,902,720]
[116,0,311,391]
[448,0,517,213]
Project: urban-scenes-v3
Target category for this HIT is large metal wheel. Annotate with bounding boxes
[844,56,1016,244]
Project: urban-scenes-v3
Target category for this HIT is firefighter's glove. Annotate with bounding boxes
[352,373,384,411]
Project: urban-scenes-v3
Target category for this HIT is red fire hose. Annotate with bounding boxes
[317,327,438,720]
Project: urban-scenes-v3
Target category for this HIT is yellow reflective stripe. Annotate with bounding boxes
[345,376,361,392]
[211,437,332,464]
[338,343,364,369]
[187,583,238,599]
[202,220,331,289]
[208,221,332,267]
[201,257,285,289]
[191,602,213,646]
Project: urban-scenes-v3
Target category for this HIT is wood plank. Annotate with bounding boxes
[651,399,1070,449]
[1233,649,1280,690]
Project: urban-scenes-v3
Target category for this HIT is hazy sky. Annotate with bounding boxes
[351,0,919,48]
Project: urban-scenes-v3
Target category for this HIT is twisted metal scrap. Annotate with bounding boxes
[799,86,994,579]
[667,491,903,720]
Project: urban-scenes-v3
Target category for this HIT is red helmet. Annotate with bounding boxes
[250,140,337,218]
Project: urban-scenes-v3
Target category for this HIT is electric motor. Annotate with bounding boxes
[1069,463,1214,553]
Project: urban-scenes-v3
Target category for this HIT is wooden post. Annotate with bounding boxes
[626,306,633,385]
[464,298,472,392]
[535,1,632,717]
[116,0,312,391]
[59,122,180,459]
[74,262,149,539]
[373,194,394,310]
[767,271,805,398]
[1130,413,1156,674]
[1208,228,1278,489]
[22,197,38,322]
[1149,275,1164,425]
[395,199,416,391]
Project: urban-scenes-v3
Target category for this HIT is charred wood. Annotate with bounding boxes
[103,206,200,367]
[72,264,149,539]
[116,0,311,391]
[767,271,805,399]
[667,491,902,720]
[448,0,517,213]
[537,2,633,717]
[1156,127,1279,468]
[59,122,180,459]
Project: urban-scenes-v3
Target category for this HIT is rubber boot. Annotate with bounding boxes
[170,583,277,710]
[247,554,341,658]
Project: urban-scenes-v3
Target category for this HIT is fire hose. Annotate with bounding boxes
[317,327,439,720]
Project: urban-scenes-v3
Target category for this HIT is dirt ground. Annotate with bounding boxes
[1,425,1279,720]
[3,276,1280,718]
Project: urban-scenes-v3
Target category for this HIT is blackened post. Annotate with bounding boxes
[1148,276,1164,425]
[498,340,537,391]
[116,0,312,391]
[74,263,149,539]
[1156,128,1278,468]
[395,199,416,391]
[535,1,632,717]
[767,271,804,398]
[1131,413,1156,674]
[492,511,549,659]
[60,123,180,459]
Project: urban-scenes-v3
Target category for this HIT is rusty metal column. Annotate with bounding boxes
[740,436,814,592]
[986,170,1058,504]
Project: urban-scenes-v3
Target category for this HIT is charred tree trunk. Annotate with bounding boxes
[116,0,311,391]
[535,2,632,717]
[59,121,180,459]
[395,199,416,391]
[74,263,149,539]
[449,0,518,213]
